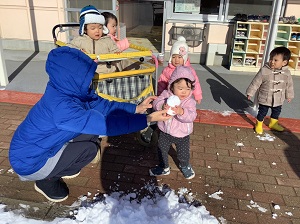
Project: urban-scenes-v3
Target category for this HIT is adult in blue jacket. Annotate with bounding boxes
[9,46,169,202]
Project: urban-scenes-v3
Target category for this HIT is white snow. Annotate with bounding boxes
[247,200,267,213]
[0,184,220,224]
[208,190,223,200]
[256,133,276,141]
[220,111,233,116]
[235,142,244,147]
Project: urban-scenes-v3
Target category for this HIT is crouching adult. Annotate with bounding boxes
[9,47,169,202]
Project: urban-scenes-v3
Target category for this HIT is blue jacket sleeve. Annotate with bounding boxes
[88,93,136,115]
[53,98,147,136]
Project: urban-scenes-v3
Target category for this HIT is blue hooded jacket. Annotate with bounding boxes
[9,47,147,176]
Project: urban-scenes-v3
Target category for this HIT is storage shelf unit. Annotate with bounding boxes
[230,21,300,75]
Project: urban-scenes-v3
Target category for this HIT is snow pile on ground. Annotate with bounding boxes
[0,184,219,224]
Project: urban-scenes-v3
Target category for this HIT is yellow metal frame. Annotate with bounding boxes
[55,41,152,61]
[56,40,156,102]
[93,60,155,102]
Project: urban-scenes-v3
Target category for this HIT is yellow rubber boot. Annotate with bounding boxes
[255,120,263,134]
[269,118,284,132]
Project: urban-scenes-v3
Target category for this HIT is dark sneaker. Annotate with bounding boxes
[149,166,170,176]
[34,178,69,202]
[180,165,195,179]
[141,127,154,143]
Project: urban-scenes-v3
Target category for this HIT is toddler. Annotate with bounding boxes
[101,11,130,51]
[157,36,202,104]
[246,46,294,134]
[141,36,202,143]
[67,5,123,74]
[149,66,197,179]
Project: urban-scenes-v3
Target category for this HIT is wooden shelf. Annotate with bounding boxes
[246,50,259,54]
[276,37,289,41]
[249,36,261,39]
[230,21,300,75]
[278,30,288,33]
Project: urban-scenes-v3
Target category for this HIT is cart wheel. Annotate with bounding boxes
[139,57,144,62]
[136,129,158,147]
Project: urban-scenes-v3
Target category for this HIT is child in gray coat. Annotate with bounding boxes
[246,47,294,134]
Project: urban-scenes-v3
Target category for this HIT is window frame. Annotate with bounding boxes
[166,0,287,23]
[167,0,225,22]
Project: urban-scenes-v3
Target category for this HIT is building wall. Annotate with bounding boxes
[164,1,300,65]
[0,0,299,57]
[0,0,66,51]
[285,2,300,18]
[164,21,233,65]
[119,1,153,29]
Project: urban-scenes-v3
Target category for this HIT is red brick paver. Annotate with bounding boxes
[0,91,300,223]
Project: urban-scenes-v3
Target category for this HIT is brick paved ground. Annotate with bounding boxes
[0,101,300,223]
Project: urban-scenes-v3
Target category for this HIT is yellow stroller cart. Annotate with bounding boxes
[52,24,159,146]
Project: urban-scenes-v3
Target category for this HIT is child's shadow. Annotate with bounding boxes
[206,78,255,126]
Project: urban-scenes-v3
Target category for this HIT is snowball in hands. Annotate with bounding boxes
[166,95,181,115]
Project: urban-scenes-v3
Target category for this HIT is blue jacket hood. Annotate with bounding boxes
[46,46,97,99]
[9,47,148,177]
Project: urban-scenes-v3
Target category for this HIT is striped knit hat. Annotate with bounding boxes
[79,5,109,36]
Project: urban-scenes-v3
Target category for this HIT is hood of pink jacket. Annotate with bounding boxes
[167,66,195,98]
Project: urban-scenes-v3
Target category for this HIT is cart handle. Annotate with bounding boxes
[52,23,79,44]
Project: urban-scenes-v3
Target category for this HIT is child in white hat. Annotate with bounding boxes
[157,36,202,104]
[68,5,124,74]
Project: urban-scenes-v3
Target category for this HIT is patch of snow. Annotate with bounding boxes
[208,190,223,200]
[256,133,275,141]
[0,184,219,224]
[218,216,227,224]
[221,111,233,116]
[247,200,267,213]
[7,168,14,174]
[272,213,278,219]
[235,142,244,147]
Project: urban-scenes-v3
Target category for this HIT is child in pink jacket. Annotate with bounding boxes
[157,36,202,104]
[101,12,130,52]
[149,66,197,179]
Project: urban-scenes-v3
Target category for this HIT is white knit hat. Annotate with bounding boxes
[79,5,109,36]
[169,36,189,64]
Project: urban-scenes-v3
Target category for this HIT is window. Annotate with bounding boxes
[167,0,287,23]
[227,0,273,17]
[66,0,113,10]
[173,0,220,15]
[170,0,222,22]
[65,0,114,23]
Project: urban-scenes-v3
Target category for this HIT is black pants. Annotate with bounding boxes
[157,131,190,168]
[46,134,99,179]
[257,104,282,122]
